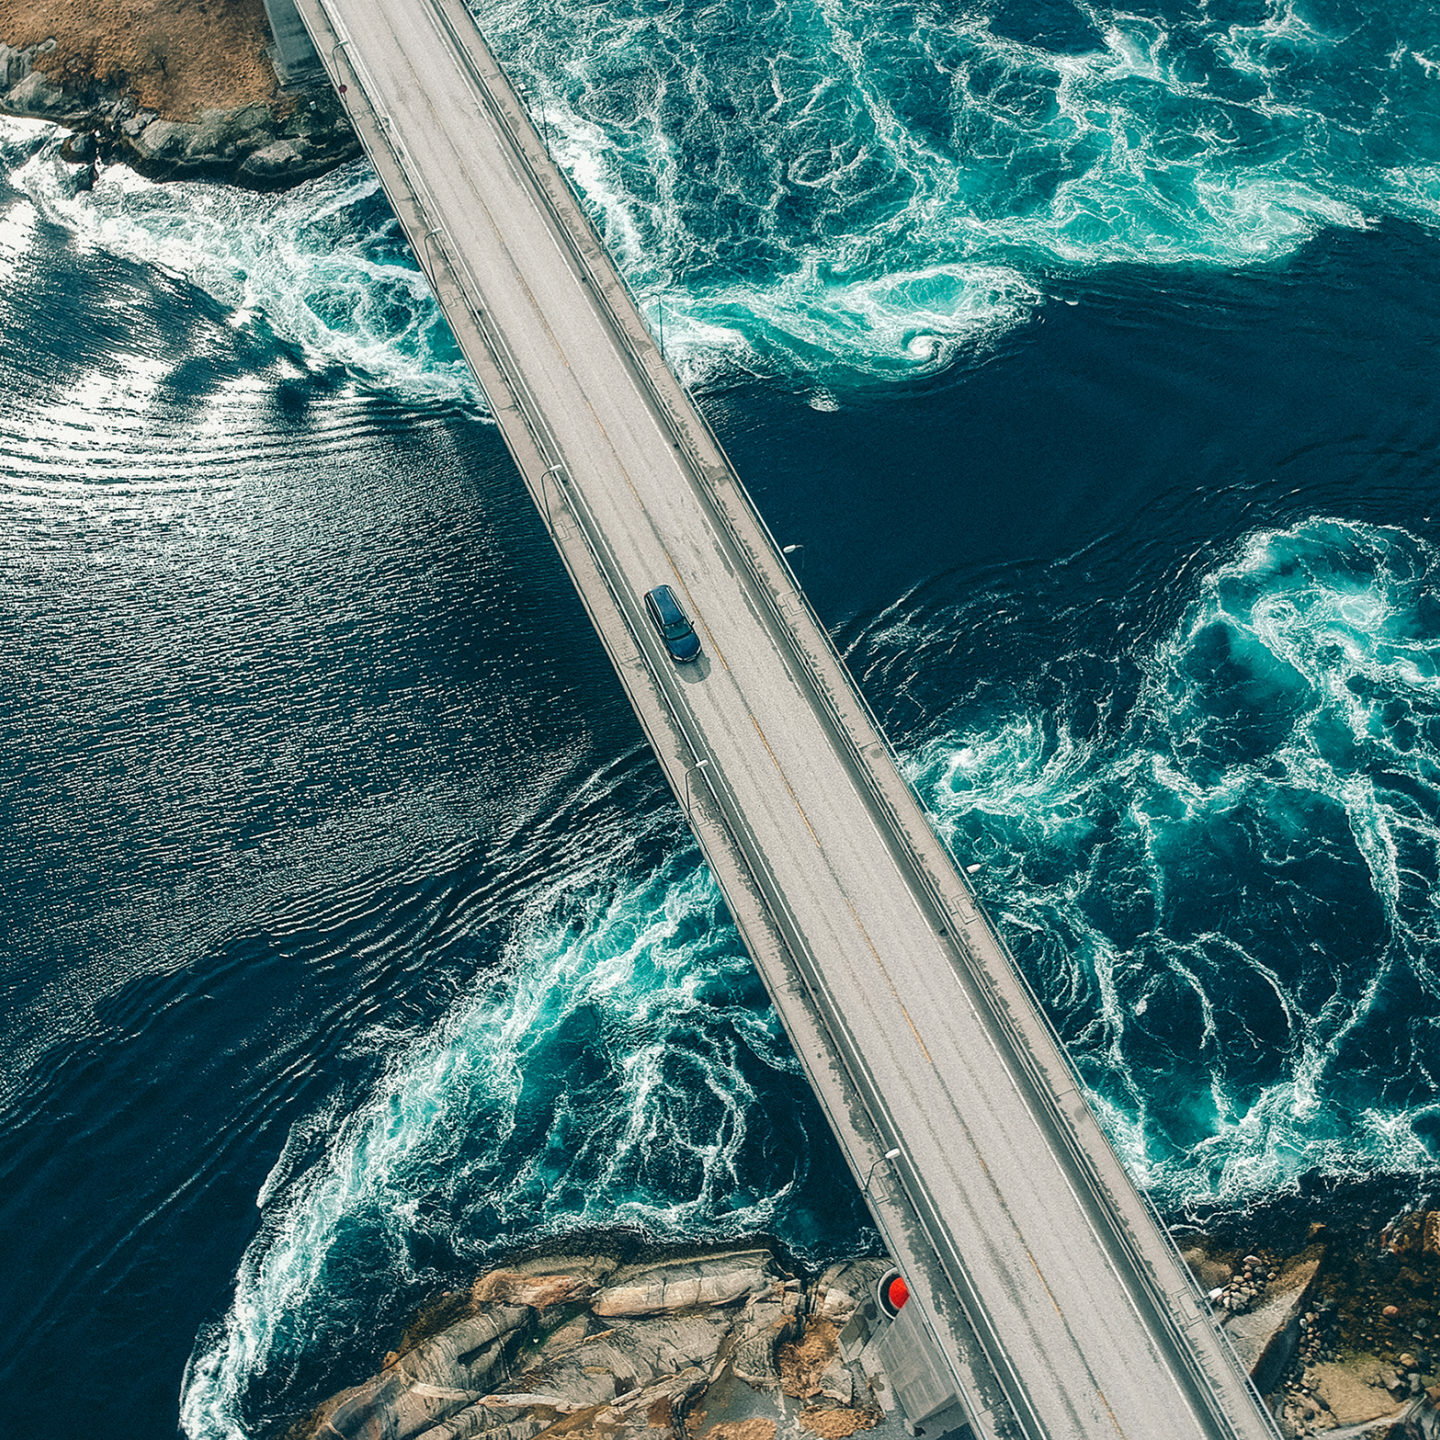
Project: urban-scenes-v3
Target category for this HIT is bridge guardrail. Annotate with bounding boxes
[306,27,1034,1433]
[439,35,1281,1432]
[421,21,1275,1432]
[308,6,1279,1433]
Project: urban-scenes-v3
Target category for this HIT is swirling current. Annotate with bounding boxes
[1,0,1439,1434]
[904,519,1440,1198]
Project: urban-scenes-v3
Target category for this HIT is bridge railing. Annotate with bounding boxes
[307,7,1279,1433]
[440,44,1282,1435]
[301,13,1017,1434]
[424,27,1276,1427]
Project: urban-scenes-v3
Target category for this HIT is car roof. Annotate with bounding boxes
[649,585,684,623]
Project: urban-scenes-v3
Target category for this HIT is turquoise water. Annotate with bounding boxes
[179,825,847,1439]
[905,518,1440,1199]
[471,0,1440,381]
[9,0,1440,396]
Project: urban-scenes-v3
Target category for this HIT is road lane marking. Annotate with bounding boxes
[326,9,1256,1433]
[746,712,934,1064]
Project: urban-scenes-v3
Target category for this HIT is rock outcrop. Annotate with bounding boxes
[294,1249,891,1440]
[1223,1246,1325,1395]
[1177,1204,1440,1439]
[294,1202,1440,1440]
[592,1252,776,1318]
[0,33,358,189]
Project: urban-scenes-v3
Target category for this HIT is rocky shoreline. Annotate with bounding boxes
[1176,1187,1440,1439]
[0,34,358,189]
[284,1198,1440,1440]
[290,1244,897,1440]
[8,15,1440,1440]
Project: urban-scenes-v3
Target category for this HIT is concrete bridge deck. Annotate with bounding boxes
[287,1,1281,1435]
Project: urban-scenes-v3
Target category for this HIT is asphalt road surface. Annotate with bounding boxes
[290,1,1281,1435]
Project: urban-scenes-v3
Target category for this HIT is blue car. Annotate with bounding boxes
[644,584,702,663]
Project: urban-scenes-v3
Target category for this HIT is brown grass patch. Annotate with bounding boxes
[6,0,279,118]
[698,1421,776,1440]
[777,1319,839,1399]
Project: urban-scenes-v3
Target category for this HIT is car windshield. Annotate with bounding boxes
[663,619,691,638]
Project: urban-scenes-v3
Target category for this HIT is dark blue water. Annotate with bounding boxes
[1,0,1440,1434]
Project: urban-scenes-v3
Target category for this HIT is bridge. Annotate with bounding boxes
[283,1,1281,1435]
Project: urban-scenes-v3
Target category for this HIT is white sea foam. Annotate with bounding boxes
[467,0,1440,381]
[179,826,809,1440]
[7,0,1436,400]
[7,134,477,408]
[907,518,1440,1207]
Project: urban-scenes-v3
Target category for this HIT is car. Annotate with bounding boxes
[643,584,702,662]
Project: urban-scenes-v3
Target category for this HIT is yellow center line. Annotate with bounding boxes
[441,103,731,685]
[1020,1248,1128,1436]
[745,704,1123,1432]
[370,23,1146,1438]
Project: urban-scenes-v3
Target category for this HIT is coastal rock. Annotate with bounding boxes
[474,1269,599,1311]
[5,68,68,118]
[818,1357,854,1406]
[1305,1355,1409,1428]
[730,1286,804,1389]
[593,1251,775,1317]
[59,129,95,164]
[513,1309,733,1407]
[1425,1213,1440,1258]
[815,1260,888,1325]
[1401,1388,1440,1440]
[237,139,303,183]
[0,31,359,190]
[134,118,195,162]
[183,103,273,159]
[1181,1245,1234,1293]
[413,1417,548,1440]
[297,1247,881,1440]
[0,42,31,91]
[319,1305,534,1440]
[1191,1200,1440,1432]
[1223,1245,1323,1393]
[495,1252,621,1286]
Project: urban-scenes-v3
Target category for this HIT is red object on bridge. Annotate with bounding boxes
[887,1275,910,1311]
